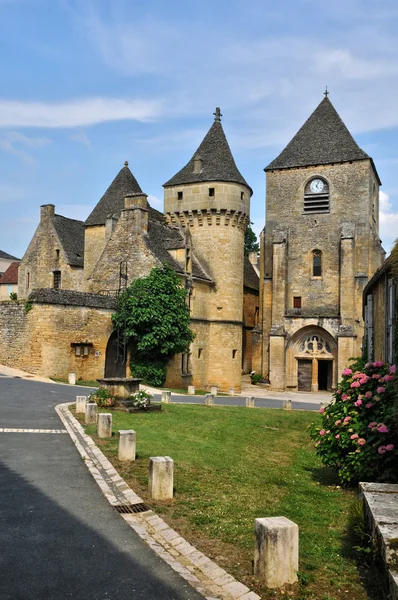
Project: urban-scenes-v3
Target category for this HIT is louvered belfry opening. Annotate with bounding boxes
[303,179,330,214]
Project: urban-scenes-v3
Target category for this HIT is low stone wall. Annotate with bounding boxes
[360,482,398,599]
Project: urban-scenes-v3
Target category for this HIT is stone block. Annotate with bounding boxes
[161,390,171,404]
[228,388,235,396]
[246,396,255,408]
[76,395,87,414]
[68,373,76,385]
[205,394,214,406]
[254,516,298,588]
[85,402,98,425]
[210,386,218,396]
[148,456,174,500]
[283,399,292,411]
[118,430,136,461]
[188,385,195,395]
[97,413,112,438]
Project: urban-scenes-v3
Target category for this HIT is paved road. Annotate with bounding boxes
[0,375,204,600]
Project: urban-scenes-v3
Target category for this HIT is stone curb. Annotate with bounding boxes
[55,402,261,600]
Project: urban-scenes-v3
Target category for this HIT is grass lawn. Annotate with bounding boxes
[80,404,382,600]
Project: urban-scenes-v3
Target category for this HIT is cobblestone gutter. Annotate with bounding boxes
[56,402,260,600]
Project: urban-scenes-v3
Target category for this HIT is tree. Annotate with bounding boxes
[112,265,195,387]
[244,223,260,257]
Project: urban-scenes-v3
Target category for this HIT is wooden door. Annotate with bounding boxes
[298,359,312,392]
[105,332,126,378]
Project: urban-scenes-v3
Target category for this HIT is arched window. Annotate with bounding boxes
[312,250,322,277]
[304,178,329,213]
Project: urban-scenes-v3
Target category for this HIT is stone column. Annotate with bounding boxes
[188,386,195,395]
[254,517,298,588]
[269,334,286,390]
[246,397,255,408]
[98,413,112,438]
[68,373,76,385]
[161,391,171,404]
[76,396,87,414]
[118,430,136,461]
[311,358,319,392]
[148,457,174,500]
[85,402,98,424]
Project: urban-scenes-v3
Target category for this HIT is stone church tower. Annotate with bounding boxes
[164,108,252,390]
[259,94,384,392]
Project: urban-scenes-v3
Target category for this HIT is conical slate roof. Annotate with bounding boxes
[85,162,143,226]
[164,109,252,195]
[265,97,376,177]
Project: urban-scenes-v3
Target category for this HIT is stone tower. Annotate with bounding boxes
[260,95,384,392]
[164,108,252,391]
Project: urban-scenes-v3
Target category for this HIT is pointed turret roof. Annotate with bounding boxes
[85,162,143,226]
[164,108,252,195]
[265,96,380,182]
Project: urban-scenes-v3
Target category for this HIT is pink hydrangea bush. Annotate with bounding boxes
[309,358,398,484]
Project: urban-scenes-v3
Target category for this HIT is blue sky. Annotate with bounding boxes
[1,0,397,258]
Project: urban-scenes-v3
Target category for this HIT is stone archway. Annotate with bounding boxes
[104,331,126,378]
[286,326,337,392]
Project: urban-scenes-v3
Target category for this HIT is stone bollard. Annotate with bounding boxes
[205,394,214,406]
[283,398,292,411]
[228,388,235,396]
[161,390,171,404]
[98,413,112,438]
[246,396,255,408]
[210,386,218,396]
[187,385,195,395]
[254,517,298,588]
[85,402,98,425]
[148,456,174,500]
[76,395,87,414]
[118,430,136,461]
[68,373,76,385]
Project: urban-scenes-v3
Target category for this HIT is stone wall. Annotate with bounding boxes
[242,287,259,373]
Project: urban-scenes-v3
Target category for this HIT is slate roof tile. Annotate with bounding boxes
[29,288,116,309]
[244,257,259,291]
[0,249,20,261]
[53,215,85,267]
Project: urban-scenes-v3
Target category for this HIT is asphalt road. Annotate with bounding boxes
[0,376,204,600]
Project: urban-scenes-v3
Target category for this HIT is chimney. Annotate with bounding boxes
[40,204,55,221]
[123,192,149,233]
[193,154,203,174]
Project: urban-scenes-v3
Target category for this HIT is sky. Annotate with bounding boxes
[0,0,397,259]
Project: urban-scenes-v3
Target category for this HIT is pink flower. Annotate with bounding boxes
[354,399,363,407]
[368,422,377,429]
[377,386,385,394]
[350,433,359,439]
[357,438,366,446]
[351,381,361,388]
[335,434,340,439]
[373,361,384,368]
[383,375,394,382]
[342,368,352,376]
[386,444,395,452]
[342,394,349,401]
[377,424,389,433]
[315,441,320,446]
[319,407,325,414]
[319,429,326,436]
[365,403,372,409]
[389,365,396,374]
[378,446,387,454]
[365,391,372,399]
[360,376,370,385]
[335,419,342,425]
[343,416,352,423]
[372,373,381,379]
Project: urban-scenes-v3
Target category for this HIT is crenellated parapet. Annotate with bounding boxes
[165,208,250,231]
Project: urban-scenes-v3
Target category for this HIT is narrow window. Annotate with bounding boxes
[312,250,322,277]
[53,270,61,289]
[181,353,191,374]
[209,187,215,197]
[293,297,302,313]
[75,346,81,357]
[232,349,237,359]
[198,348,203,359]
[177,191,183,200]
[83,346,89,356]
[240,191,244,200]
[55,249,60,259]
[254,306,259,325]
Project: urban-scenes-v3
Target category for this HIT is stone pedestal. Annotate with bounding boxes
[188,385,195,395]
[148,456,174,500]
[205,394,214,405]
[68,373,76,385]
[254,517,298,588]
[97,378,142,400]
[85,402,98,425]
[210,386,218,396]
[228,388,235,396]
[161,390,171,404]
[98,413,112,438]
[246,397,255,408]
[283,399,292,411]
[118,430,136,461]
[76,396,87,414]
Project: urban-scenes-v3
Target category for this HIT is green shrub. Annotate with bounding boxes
[250,372,263,385]
[131,360,167,387]
[9,292,17,300]
[88,387,116,408]
[309,358,398,485]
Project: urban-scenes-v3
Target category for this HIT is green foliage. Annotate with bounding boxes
[24,300,33,313]
[244,223,259,257]
[88,387,116,408]
[309,357,398,485]
[129,389,154,408]
[9,292,17,300]
[112,265,195,387]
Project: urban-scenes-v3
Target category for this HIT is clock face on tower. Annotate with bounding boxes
[310,179,324,193]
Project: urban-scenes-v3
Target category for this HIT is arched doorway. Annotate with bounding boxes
[104,331,127,378]
[286,327,337,392]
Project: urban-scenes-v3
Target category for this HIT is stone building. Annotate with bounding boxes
[257,95,385,392]
[0,261,19,300]
[0,109,258,391]
[0,249,20,277]
[363,241,397,365]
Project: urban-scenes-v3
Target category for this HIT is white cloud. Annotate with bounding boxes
[70,130,92,148]
[0,131,51,163]
[147,194,162,209]
[379,191,398,252]
[0,98,162,129]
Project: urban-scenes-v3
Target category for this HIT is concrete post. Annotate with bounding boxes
[205,394,214,405]
[283,399,292,411]
[246,397,255,408]
[161,391,171,404]
[148,456,174,500]
[76,395,87,414]
[68,373,76,385]
[85,402,98,424]
[98,413,112,438]
[254,517,298,588]
[228,388,235,396]
[118,430,136,461]
[188,385,195,395]
[210,386,218,396]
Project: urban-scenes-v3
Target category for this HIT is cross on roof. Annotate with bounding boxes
[213,107,222,122]
[324,86,329,98]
